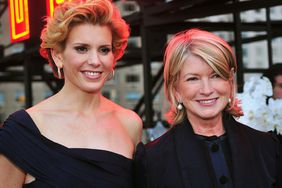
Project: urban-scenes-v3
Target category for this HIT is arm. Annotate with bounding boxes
[0,154,25,187]
[122,109,143,147]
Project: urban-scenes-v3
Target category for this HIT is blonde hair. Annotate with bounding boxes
[40,0,130,78]
[164,28,243,125]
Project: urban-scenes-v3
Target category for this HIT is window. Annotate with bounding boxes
[0,92,5,106]
[242,47,248,58]
[15,91,25,103]
[44,91,53,99]
[125,92,141,100]
[126,74,139,83]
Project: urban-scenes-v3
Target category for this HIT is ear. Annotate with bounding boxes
[173,85,182,102]
[228,74,235,99]
[51,49,64,68]
[229,68,235,84]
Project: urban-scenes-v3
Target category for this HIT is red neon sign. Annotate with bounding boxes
[46,0,72,17]
[8,0,30,43]
[8,0,75,43]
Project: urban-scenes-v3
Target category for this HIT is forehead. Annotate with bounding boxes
[181,55,213,75]
[67,24,112,43]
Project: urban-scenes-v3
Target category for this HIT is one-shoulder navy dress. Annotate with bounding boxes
[0,110,134,188]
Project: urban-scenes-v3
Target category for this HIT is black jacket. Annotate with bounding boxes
[144,115,282,188]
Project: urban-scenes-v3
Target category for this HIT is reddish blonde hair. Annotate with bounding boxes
[164,28,243,125]
[40,0,130,78]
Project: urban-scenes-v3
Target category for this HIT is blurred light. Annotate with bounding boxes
[8,0,30,43]
[46,0,72,17]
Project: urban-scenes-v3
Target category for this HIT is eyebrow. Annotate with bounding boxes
[183,71,216,76]
[72,43,112,47]
[183,73,198,77]
[72,42,89,46]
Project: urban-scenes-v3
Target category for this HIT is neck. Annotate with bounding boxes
[53,85,103,114]
[188,114,225,137]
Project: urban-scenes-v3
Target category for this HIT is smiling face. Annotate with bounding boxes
[52,23,114,93]
[175,54,232,122]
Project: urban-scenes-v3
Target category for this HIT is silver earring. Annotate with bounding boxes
[107,70,115,80]
[228,98,231,104]
[177,103,183,110]
[57,67,62,79]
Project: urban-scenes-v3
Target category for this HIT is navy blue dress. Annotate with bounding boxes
[0,110,133,188]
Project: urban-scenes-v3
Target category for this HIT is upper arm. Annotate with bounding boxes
[131,112,143,145]
[120,109,143,146]
[0,154,25,187]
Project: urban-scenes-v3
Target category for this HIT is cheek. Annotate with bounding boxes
[215,80,231,93]
[180,85,197,100]
[102,56,114,70]
[64,58,82,69]
[62,53,84,66]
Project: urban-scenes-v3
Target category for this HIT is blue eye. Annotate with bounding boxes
[186,77,198,81]
[74,46,88,53]
[211,74,221,79]
[99,47,112,55]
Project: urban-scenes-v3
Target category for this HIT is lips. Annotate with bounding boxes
[84,71,101,76]
[197,98,217,105]
[82,71,102,79]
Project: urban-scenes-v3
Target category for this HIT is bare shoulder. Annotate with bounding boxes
[109,100,143,145]
[0,155,25,187]
[25,102,46,130]
[25,97,62,135]
[120,108,143,130]
[25,96,58,122]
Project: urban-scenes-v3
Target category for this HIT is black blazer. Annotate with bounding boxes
[144,115,282,188]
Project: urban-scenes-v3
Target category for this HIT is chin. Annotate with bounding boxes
[198,110,222,120]
[81,86,102,94]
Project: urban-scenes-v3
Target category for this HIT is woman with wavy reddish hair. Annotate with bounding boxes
[0,1,142,187]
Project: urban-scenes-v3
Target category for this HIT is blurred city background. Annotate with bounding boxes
[0,0,282,142]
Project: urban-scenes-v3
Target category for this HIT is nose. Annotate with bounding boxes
[200,78,214,96]
[88,51,101,66]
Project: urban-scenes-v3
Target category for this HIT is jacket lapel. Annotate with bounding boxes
[173,118,216,188]
[172,115,266,188]
[224,116,257,187]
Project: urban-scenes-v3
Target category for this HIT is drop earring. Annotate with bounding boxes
[228,98,231,104]
[177,103,183,110]
[57,67,62,79]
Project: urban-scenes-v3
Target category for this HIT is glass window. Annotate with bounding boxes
[125,92,141,100]
[126,74,140,82]
[15,91,25,103]
[0,92,5,106]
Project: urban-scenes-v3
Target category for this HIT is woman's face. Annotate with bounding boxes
[55,23,114,93]
[175,54,231,122]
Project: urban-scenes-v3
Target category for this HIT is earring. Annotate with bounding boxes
[228,98,231,104]
[57,67,62,79]
[107,70,115,80]
[177,103,183,110]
